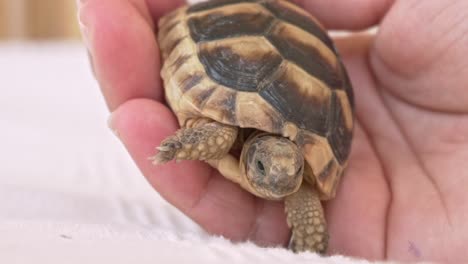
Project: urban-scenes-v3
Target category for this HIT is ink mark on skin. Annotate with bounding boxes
[60,234,73,240]
[408,241,421,258]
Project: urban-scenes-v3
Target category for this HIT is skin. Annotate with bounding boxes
[78,0,468,262]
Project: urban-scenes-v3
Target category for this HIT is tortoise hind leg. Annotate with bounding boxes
[285,182,329,254]
[151,118,238,164]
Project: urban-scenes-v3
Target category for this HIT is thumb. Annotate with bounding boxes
[371,0,468,113]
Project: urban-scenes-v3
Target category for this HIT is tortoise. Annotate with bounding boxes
[153,0,354,254]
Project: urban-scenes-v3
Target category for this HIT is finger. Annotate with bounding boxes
[79,0,161,111]
[371,0,468,113]
[108,98,213,210]
[292,0,394,30]
[109,99,289,245]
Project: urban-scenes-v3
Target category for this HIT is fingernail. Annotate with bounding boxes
[75,0,89,8]
[107,112,120,138]
[76,1,91,50]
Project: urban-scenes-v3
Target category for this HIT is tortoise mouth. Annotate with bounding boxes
[250,176,303,200]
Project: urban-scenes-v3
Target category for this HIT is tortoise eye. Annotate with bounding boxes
[256,160,265,175]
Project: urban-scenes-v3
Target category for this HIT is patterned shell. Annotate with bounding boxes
[158,0,354,199]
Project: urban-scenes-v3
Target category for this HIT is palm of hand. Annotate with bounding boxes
[332,2,468,260]
[80,0,468,262]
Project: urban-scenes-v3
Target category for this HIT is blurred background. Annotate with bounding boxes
[0,0,80,40]
[0,1,205,260]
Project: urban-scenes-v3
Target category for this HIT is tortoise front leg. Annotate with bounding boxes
[212,156,329,253]
[151,118,238,164]
[285,181,329,254]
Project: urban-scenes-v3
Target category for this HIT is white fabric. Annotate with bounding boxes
[0,43,384,263]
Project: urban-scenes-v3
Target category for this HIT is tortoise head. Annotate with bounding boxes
[241,133,304,200]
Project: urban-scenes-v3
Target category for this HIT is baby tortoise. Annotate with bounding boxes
[153,0,354,254]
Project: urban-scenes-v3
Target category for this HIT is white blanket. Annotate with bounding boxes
[0,43,385,263]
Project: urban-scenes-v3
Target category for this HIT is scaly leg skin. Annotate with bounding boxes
[285,182,329,254]
[151,118,238,164]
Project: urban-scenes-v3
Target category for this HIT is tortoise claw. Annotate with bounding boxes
[156,146,171,152]
[150,150,176,164]
[151,139,182,164]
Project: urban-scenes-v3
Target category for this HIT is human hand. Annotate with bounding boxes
[78,0,468,262]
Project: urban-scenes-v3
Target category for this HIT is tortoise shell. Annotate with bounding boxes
[158,0,354,199]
